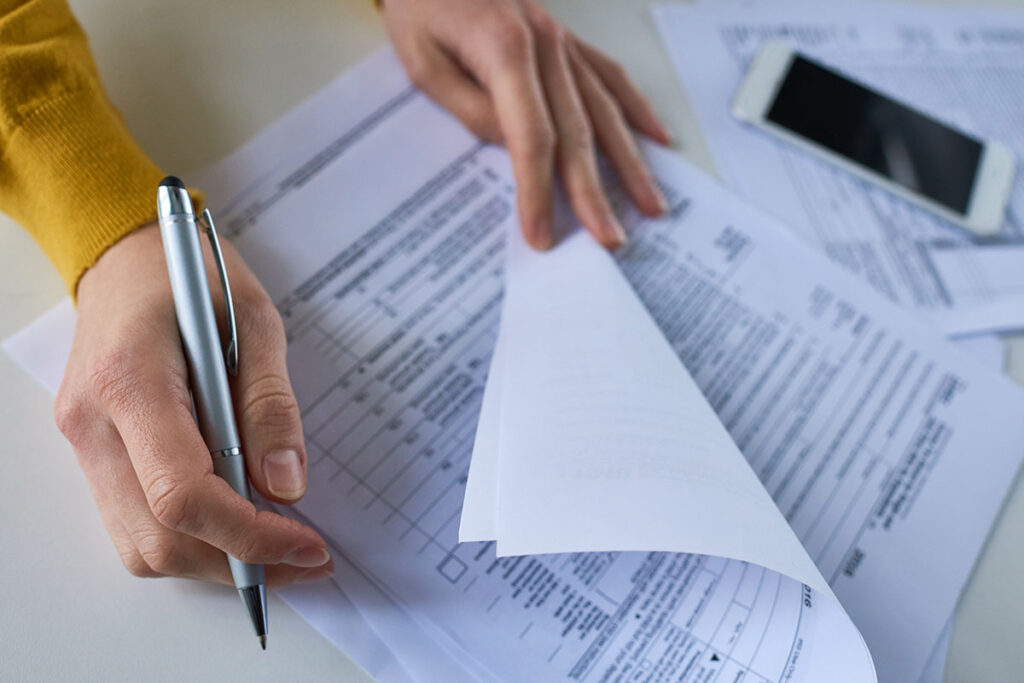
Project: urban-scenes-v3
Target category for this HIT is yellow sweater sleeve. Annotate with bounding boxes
[0,0,189,296]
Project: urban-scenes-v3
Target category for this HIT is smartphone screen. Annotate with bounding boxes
[766,55,983,215]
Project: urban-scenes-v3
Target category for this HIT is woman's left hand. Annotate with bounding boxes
[381,0,672,251]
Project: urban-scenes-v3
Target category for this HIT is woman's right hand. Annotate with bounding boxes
[55,222,334,586]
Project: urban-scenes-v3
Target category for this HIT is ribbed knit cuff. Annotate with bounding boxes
[6,88,202,298]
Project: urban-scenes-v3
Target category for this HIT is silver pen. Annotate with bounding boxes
[156,176,268,650]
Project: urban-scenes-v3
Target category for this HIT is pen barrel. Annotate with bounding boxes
[158,212,240,452]
[214,453,266,589]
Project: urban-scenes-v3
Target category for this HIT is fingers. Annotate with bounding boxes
[93,351,328,567]
[387,1,671,250]
[404,42,503,144]
[96,433,234,583]
[480,15,557,249]
[201,240,307,504]
[574,39,672,146]
[221,263,309,504]
[235,314,307,503]
[569,44,668,218]
[69,414,333,586]
[530,11,625,249]
[57,397,161,578]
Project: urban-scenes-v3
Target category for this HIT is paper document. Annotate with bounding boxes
[6,48,1021,683]
[653,0,1024,336]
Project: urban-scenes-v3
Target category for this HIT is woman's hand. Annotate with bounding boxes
[55,223,333,586]
[381,0,672,250]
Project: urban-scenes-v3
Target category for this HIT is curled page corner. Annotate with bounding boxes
[496,223,831,597]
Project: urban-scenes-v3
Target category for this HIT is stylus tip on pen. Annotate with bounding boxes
[259,635,267,651]
[159,175,185,189]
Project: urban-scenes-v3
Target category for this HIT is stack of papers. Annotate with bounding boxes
[5,11,1024,680]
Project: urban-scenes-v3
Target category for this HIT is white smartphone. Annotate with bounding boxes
[733,41,1015,236]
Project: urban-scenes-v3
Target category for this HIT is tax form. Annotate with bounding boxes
[652,0,1024,336]
[4,47,1020,683]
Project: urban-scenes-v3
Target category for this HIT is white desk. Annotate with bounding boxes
[1,1,1022,680]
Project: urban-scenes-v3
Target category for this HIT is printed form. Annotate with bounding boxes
[5,49,1023,682]
[653,0,1024,336]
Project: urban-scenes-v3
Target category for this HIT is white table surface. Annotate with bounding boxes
[2,1,1023,681]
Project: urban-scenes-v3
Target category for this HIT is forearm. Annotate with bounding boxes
[0,0,172,296]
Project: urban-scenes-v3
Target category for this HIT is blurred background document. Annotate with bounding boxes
[653,0,1024,337]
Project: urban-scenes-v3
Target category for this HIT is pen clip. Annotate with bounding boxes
[199,208,239,376]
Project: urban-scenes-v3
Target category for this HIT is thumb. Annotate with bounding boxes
[233,297,307,504]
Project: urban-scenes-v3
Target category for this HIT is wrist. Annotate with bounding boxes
[77,221,163,305]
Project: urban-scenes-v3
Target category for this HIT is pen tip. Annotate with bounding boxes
[259,635,267,651]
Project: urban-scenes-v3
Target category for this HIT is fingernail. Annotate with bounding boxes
[284,546,331,568]
[530,217,554,251]
[658,124,675,147]
[606,217,627,249]
[263,449,305,500]
[652,186,669,214]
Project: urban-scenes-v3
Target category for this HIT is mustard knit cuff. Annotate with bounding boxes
[5,88,202,297]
